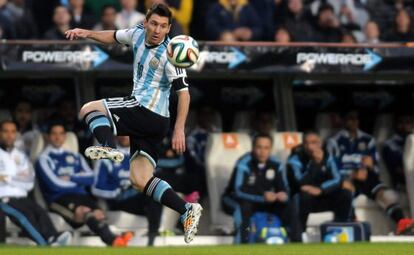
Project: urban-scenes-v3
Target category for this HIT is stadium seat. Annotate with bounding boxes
[106,211,148,234]
[354,195,395,235]
[373,114,393,147]
[403,134,414,218]
[205,133,252,233]
[272,132,303,163]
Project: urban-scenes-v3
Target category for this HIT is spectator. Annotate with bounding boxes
[221,134,293,243]
[35,123,131,246]
[274,26,291,43]
[281,0,315,42]
[189,0,216,39]
[327,111,414,235]
[0,0,17,39]
[92,136,162,246]
[341,31,357,43]
[382,114,413,190]
[205,0,262,41]
[12,101,41,155]
[364,20,381,44]
[384,9,414,42]
[0,120,72,246]
[43,5,72,40]
[93,4,119,31]
[287,131,352,238]
[116,0,145,29]
[313,4,343,42]
[249,0,276,40]
[6,0,39,39]
[69,0,96,29]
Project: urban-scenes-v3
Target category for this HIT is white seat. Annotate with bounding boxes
[106,211,148,232]
[315,113,339,142]
[232,111,253,132]
[403,134,414,218]
[272,132,303,163]
[205,133,252,232]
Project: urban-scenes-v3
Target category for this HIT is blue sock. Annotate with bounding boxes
[84,110,115,148]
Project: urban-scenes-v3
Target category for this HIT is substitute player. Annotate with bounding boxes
[64,3,202,243]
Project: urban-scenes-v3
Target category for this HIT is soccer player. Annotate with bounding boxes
[64,3,202,243]
[327,111,414,234]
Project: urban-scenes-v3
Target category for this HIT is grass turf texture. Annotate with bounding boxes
[1,243,414,255]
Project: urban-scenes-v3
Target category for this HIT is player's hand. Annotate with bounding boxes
[65,28,90,40]
[353,168,368,181]
[172,128,186,154]
[0,175,8,182]
[301,185,322,196]
[264,191,277,203]
[274,192,288,202]
[342,180,355,193]
[59,175,71,181]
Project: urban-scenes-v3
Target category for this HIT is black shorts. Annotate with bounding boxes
[104,96,170,166]
[353,170,387,200]
[49,194,100,228]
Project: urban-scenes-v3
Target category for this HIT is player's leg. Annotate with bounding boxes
[80,99,124,162]
[129,154,202,243]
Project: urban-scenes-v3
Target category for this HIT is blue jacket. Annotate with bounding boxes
[224,153,288,203]
[35,145,94,203]
[287,145,341,195]
[327,129,378,177]
[92,147,137,200]
[205,2,262,40]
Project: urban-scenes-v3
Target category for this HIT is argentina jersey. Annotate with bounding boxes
[114,24,188,117]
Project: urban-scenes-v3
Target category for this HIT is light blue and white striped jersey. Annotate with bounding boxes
[115,24,188,117]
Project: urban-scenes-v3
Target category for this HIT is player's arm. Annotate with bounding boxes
[65,28,117,44]
[173,89,190,154]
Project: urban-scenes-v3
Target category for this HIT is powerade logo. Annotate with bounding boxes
[296,50,382,71]
[22,46,108,68]
[190,47,246,71]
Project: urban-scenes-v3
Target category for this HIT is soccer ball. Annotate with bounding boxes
[167,35,199,68]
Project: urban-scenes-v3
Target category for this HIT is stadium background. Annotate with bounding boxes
[2,0,414,253]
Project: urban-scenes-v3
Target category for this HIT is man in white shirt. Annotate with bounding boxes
[116,0,145,29]
[0,120,71,246]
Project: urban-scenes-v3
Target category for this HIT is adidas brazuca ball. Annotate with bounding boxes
[167,35,199,68]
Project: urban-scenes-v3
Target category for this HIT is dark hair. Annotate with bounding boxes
[101,4,117,16]
[145,3,172,25]
[252,133,273,147]
[0,120,17,130]
[47,121,66,134]
[318,3,334,15]
[303,130,319,140]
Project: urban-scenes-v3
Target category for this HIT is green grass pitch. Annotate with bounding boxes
[2,243,414,255]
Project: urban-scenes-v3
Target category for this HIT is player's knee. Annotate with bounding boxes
[129,174,147,191]
[75,206,91,222]
[376,189,399,208]
[93,209,105,220]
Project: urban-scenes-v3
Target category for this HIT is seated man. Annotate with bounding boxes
[35,123,130,246]
[92,136,161,246]
[0,120,71,246]
[222,134,291,244]
[327,111,414,235]
[287,131,353,237]
[382,114,413,190]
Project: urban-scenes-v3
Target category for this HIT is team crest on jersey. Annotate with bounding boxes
[248,174,256,185]
[358,142,366,151]
[66,155,75,164]
[149,57,160,69]
[266,168,276,180]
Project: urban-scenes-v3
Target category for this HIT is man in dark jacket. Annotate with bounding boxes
[222,134,290,243]
[287,131,353,234]
[205,0,262,41]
